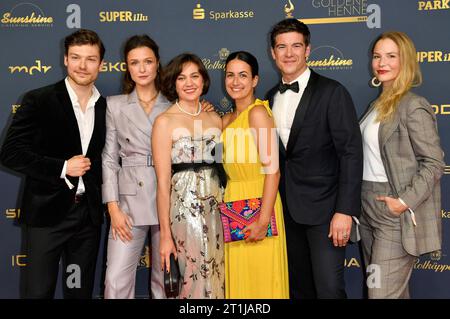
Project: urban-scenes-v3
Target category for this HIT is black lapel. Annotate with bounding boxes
[266,83,286,157]
[55,80,82,154]
[86,97,105,156]
[285,70,319,156]
[278,136,286,158]
[265,85,279,109]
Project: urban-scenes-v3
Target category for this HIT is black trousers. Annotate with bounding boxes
[20,196,101,299]
[283,206,347,299]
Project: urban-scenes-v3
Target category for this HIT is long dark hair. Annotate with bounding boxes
[122,34,161,94]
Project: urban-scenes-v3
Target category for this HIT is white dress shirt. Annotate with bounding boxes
[359,108,388,182]
[359,108,416,225]
[60,77,100,194]
[272,67,311,148]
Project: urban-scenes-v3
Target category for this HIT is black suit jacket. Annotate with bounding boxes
[266,70,363,225]
[0,80,106,227]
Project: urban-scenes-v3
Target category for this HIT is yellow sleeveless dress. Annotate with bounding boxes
[221,99,289,298]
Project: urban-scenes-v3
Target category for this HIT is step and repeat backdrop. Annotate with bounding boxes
[0,0,449,299]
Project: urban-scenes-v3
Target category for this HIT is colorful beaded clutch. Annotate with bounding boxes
[218,197,278,243]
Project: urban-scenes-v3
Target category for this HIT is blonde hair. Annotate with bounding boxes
[372,31,422,122]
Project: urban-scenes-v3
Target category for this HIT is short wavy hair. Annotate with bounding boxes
[161,53,210,102]
[270,18,310,48]
[64,29,105,60]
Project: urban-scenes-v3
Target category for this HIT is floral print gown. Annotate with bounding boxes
[169,135,225,298]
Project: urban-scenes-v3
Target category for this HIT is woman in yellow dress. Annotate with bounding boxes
[221,51,289,298]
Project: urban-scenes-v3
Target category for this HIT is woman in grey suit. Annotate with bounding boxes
[102,35,171,298]
[359,31,444,298]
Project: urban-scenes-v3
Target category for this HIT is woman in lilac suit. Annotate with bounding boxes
[102,35,170,298]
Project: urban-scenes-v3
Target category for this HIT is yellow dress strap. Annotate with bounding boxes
[246,99,273,117]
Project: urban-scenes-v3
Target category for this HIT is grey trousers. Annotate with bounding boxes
[104,225,165,299]
[360,181,417,299]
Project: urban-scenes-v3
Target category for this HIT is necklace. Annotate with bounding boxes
[176,99,202,116]
[138,91,158,105]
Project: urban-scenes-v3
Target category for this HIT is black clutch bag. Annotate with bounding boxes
[164,253,180,298]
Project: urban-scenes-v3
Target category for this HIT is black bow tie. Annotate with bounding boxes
[278,81,299,94]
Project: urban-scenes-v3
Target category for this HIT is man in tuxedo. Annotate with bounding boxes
[266,19,363,298]
[0,29,106,298]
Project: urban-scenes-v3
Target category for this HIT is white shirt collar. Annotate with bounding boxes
[64,77,100,108]
[282,67,311,88]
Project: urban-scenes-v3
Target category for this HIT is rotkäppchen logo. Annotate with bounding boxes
[201,48,230,71]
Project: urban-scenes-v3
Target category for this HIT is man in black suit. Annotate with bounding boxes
[0,29,106,298]
[266,19,363,298]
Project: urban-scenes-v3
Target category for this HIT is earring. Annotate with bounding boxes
[371,77,381,87]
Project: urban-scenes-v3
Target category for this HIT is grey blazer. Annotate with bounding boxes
[360,91,444,256]
[102,90,171,226]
